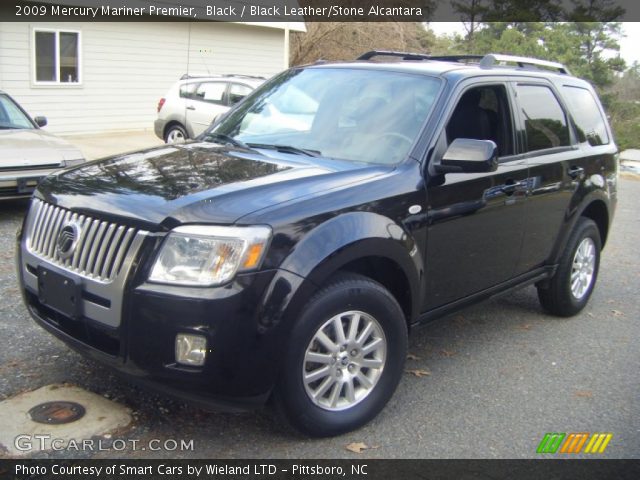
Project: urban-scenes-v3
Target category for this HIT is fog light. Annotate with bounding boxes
[175,334,207,366]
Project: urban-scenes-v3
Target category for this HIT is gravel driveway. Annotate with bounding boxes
[0,178,638,459]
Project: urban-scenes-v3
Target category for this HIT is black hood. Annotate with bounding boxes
[37,142,390,229]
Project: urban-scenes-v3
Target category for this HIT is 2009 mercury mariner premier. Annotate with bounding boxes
[18,51,617,436]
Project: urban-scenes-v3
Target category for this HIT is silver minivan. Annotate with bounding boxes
[154,74,264,143]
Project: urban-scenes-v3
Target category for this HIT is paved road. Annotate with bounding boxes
[0,179,638,459]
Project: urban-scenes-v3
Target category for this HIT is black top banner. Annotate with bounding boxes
[2,0,638,22]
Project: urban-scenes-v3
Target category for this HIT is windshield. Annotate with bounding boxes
[0,94,35,130]
[208,68,441,165]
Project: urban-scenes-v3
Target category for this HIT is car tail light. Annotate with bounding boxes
[157,98,165,113]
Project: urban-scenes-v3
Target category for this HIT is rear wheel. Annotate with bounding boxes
[274,273,408,437]
[165,124,187,144]
[537,217,601,316]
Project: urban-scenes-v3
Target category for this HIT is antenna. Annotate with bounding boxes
[186,22,192,77]
[199,50,212,76]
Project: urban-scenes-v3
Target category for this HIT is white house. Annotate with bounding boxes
[0,21,305,135]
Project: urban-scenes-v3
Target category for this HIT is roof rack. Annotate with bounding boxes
[358,51,431,61]
[357,51,485,63]
[180,73,266,80]
[356,50,571,75]
[479,54,571,74]
[424,55,485,63]
[221,74,266,80]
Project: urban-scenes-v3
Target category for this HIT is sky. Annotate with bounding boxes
[427,22,640,67]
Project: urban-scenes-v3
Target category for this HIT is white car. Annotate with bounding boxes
[154,74,265,144]
[0,91,84,200]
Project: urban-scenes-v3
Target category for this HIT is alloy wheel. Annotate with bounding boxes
[570,237,596,300]
[302,310,387,411]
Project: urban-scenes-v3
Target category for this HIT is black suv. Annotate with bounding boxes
[17,52,618,437]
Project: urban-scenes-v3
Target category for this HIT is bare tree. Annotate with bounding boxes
[290,22,436,66]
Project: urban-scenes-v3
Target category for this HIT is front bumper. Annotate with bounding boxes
[0,167,62,199]
[17,201,306,411]
[21,272,279,411]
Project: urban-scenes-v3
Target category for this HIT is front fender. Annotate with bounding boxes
[258,212,423,333]
[246,211,423,397]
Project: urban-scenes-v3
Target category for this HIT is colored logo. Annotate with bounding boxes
[537,432,613,454]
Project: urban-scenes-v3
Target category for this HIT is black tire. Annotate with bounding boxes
[274,273,408,437]
[537,217,601,317]
[164,124,187,144]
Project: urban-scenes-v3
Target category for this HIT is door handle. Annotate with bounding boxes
[186,105,196,111]
[568,166,584,179]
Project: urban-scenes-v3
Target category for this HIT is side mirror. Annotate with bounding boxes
[435,138,498,174]
[34,116,47,127]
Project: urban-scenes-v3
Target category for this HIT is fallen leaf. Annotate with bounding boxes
[346,442,369,453]
[406,353,421,361]
[405,368,431,378]
[439,349,457,357]
[611,310,625,317]
[574,390,593,398]
[587,312,594,317]
[518,324,533,330]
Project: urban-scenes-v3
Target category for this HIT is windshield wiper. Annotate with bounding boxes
[203,133,249,149]
[246,143,321,157]
[204,136,322,158]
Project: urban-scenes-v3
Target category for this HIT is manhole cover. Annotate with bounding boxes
[28,401,86,425]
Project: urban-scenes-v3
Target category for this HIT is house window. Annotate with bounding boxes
[34,29,81,84]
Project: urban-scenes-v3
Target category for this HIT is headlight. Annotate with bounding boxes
[149,225,271,286]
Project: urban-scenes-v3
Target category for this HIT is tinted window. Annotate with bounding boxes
[562,86,609,146]
[447,85,514,156]
[516,85,570,152]
[195,82,227,104]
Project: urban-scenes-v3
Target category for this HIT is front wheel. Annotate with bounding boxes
[537,217,601,317]
[274,273,408,437]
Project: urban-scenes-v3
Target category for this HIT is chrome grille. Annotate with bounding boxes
[26,199,139,283]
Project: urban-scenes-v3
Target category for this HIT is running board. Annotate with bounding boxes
[414,265,557,325]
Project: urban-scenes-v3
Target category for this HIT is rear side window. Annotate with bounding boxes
[516,84,570,152]
[179,83,197,99]
[561,86,609,146]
